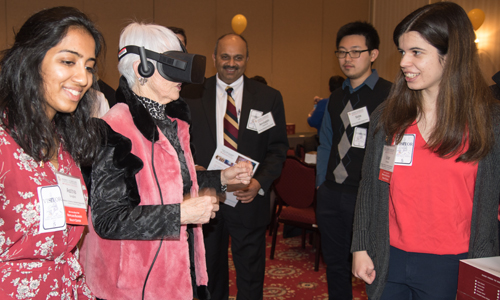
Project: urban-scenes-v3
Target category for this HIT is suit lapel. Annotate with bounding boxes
[239,77,256,146]
[203,77,218,144]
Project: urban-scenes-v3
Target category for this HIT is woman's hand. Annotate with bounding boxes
[180,195,219,224]
[352,250,376,284]
[221,161,253,185]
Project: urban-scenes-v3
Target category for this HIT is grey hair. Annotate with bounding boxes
[118,22,182,88]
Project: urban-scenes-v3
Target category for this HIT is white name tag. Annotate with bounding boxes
[246,109,263,131]
[394,134,416,166]
[352,127,367,149]
[56,173,88,225]
[379,145,397,183]
[255,112,276,134]
[347,106,370,127]
[38,185,66,233]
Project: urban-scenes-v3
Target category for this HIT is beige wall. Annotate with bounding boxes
[451,0,500,86]
[371,0,429,83]
[1,0,499,133]
[372,0,500,86]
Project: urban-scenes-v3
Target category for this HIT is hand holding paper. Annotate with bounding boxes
[221,161,253,185]
[207,145,260,207]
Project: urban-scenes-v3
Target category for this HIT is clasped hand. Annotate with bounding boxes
[180,192,218,225]
[179,162,253,224]
[221,161,253,185]
[221,161,260,204]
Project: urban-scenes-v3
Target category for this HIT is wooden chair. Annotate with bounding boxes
[269,156,321,271]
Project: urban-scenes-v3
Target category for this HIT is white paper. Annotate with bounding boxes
[223,193,239,207]
[208,145,259,207]
[394,134,416,166]
[352,127,367,149]
[304,152,317,164]
[38,185,66,234]
[246,109,263,131]
[255,112,276,134]
[347,106,370,127]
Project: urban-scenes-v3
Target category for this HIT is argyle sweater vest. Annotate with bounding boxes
[324,78,391,193]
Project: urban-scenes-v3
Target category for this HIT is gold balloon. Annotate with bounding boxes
[468,8,485,31]
[231,14,247,35]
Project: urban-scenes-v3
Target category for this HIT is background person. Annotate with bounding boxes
[182,33,288,300]
[250,75,268,85]
[79,23,252,300]
[316,21,391,300]
[491,70,500,100]
[352,3,500,300]
[168,26,187,47]
[0,6,104,299]
[307,75,344,133]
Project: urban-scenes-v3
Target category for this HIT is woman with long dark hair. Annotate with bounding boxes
[351,2,500,300]
[0,6,104,299]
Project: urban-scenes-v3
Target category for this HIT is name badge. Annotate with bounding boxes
[38,185,66,233]
[55,173,88,225]
[347,106,370,127]
[254,112,276,134]
[246,109,263,131]
[379,145,397,183]
[394,134,416,166]
[352,127,367,149]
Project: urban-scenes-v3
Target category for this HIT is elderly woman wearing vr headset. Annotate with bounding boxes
[79,23,253,300]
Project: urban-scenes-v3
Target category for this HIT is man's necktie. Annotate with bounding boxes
[224,86,238,150]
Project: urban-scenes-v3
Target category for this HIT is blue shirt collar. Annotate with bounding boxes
[342,69,379,93]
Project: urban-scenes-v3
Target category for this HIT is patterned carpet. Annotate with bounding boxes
[228,229,368,300]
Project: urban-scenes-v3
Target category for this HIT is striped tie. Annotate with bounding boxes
[224,87,238,150]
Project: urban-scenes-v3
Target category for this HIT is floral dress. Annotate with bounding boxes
[0,125,94,299]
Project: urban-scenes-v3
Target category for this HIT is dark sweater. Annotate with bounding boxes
[323,78,391,193]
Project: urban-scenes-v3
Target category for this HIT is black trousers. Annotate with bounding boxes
[316,183,357,300]
[203,202,267,300]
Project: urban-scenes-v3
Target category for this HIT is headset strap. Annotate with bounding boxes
[118,46,187,70]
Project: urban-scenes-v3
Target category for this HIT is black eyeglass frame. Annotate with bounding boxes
[335,49,370,58]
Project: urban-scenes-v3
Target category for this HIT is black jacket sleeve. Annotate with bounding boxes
[196,170,222,192]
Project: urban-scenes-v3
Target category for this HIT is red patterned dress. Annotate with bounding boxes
[0,125,94,299]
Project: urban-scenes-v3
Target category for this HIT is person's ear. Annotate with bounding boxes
[440,54,447,66]
[133,60,141,78]
[369,49,379,62]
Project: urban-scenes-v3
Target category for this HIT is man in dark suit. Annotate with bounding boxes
[182,33,288,300]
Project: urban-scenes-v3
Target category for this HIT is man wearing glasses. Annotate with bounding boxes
[316,21,392,299]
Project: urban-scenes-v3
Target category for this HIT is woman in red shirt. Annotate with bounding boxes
[352,2,500,300]
[0,7,104,299]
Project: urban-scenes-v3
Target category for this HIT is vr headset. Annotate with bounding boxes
[118,45,206,84]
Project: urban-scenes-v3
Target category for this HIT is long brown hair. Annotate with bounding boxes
[380,2,495,162]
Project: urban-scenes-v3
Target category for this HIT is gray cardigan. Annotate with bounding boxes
[351,102,500,300]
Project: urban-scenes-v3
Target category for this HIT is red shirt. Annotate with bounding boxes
[389,123,477,255]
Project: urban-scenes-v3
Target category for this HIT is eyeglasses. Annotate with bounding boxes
[335,49,370,58]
